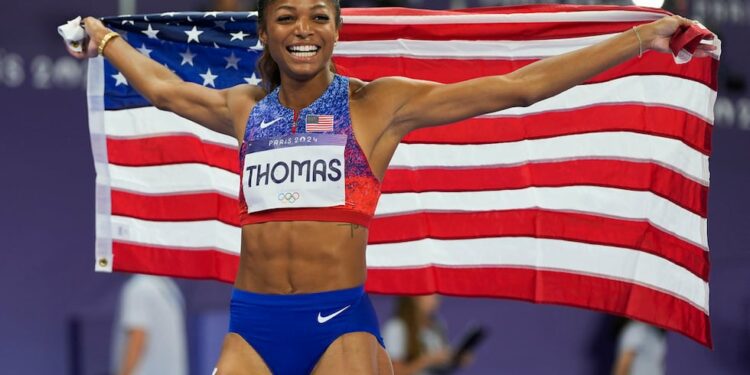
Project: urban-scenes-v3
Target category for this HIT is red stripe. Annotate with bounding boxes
[111,189,241,226]
[383,160,708,217]
[334,54,719,90]
[105,105,711,171]
[342,5,669,17]
[109,189,707,280]
[369,210,709,280]
[112,241,239,283]
[107,135,239,173]
[365,267,710,347]
[401,105,711,154]
[341,21,654,42]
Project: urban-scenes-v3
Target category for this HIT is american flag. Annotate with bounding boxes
[89,5,717,346]
[305,114,335,132]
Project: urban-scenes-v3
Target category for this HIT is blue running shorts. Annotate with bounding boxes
[228,285,385,374]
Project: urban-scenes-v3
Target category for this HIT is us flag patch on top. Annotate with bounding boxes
[305,114,334,132]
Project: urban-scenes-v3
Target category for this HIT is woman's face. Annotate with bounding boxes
[259,0,339,81]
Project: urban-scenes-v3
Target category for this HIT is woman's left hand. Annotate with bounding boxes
[642,15,717,57]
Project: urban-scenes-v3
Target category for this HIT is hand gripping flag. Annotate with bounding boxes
[86,5,719,346]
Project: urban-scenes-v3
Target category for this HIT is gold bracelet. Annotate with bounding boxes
[97,31,120,56]
[632,26,643,58]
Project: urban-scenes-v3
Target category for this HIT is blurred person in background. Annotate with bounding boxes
[111,275,187,375]
[383,295,470,375]
[611,319,667,375]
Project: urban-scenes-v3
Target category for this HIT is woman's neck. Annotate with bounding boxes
[278,70,334,111]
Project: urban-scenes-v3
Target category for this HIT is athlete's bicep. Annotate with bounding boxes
[388,76,529,133]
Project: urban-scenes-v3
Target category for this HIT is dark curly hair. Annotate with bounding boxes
[256,0,342,92]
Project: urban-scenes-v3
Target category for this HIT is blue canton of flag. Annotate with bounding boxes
[305,114,334,132]
[101,12,263,110]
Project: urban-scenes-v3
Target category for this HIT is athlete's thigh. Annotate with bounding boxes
[311,332,393,375]
[214,333,272,375]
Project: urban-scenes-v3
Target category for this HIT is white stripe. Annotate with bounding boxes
[490,76,716,123]
[105,107,238,147]
[375,187,707,248]
[108,163,239,197]
[343,10,664,25]
[335,34,618,58]
[110,216,241,254]
[392,132,710,185]
[88,56,114,273]
[366,237,709,312]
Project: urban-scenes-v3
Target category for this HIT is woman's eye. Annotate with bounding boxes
[277,15,293,22]
[314,15,330,22]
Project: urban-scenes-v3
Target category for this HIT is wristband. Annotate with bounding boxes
[632,26,643,58]
[98,31,120,56]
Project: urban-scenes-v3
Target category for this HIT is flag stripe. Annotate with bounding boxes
[113,242,239,282]
[391,133,709,184]
[109,193,708,280]
[334,55,718,89]
[366,237,708,311]
[106,131,709,187]
[369,210,708,280]
[383,160,707,217]
[105,105,712,161]
[342,8,667,24]
[365,267,710,347]
[376,188,706,248]
[110,215,241,254]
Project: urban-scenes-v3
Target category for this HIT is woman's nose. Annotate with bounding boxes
[294,19,313,38]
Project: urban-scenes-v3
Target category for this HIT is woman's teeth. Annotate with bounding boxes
[288,45,320,57]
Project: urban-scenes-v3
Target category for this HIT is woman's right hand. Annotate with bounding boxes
[65,17,110,59]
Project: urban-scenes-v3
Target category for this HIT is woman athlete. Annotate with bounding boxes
[68,1,714,374]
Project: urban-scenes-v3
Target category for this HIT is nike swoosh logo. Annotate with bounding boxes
[317,305,351,324]
[260,117,283,129]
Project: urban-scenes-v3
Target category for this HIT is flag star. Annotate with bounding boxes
[214,20,227,30]
[142,24,160,39]
[230,30,249,41]
[163,63,175,73]
[179,48,196,66]
[184,26,204,43]
[249,39,263,51]
[137,43,153,57]
[121,19,135,25]
[200,68,218,87]
[243,73,261,86]
[161,12,176,17]
[224,52,241,69]
[204,11,220,18]
[112,72,128,86]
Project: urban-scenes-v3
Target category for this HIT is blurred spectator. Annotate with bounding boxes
[383,295,464,375]
[612,319,667,375]
[111,275,187,375]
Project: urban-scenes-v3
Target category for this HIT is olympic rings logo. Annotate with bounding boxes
[278,192,301,204]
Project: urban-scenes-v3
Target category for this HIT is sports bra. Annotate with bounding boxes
[238,75,381,227]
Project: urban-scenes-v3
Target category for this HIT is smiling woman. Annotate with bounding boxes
[65,0,714,373]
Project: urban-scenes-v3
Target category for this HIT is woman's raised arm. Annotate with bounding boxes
[69,17,262,142]
[374,15,715,137]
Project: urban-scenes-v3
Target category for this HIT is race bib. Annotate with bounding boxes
[243,134,346,213]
